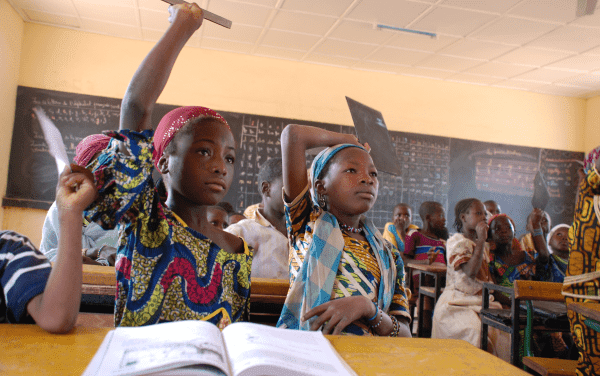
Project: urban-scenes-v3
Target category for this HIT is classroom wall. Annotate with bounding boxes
[585,96,600,153]
[2,20,590,246]
[0,0,24,231]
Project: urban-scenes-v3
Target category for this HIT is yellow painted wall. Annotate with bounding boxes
[3,20,591,246]
[585,96,600,153]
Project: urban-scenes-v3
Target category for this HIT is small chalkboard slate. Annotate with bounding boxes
[345,97,401,176]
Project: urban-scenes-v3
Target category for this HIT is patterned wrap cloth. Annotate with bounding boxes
[74,134,111,167]
[277,144,410,334]
[563,148,600,376]
[85,115,252,328]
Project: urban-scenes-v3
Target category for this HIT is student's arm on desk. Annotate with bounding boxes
[27,165,97,333]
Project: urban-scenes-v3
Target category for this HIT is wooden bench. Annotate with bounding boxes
[522,357,577,376]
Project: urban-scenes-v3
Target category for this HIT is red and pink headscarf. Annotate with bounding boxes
[584,146,600,174]
[152,106,229,169]
[487,213,522,251]
[74,134,111,166]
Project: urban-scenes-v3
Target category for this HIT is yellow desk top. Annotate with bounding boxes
[0,324,528,376]
[405,261,447,274]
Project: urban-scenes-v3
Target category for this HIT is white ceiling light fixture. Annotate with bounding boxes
[376,24,437,39]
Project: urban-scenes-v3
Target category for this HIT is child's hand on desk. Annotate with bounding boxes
[302,295,373,335]
[56,164,97,215]
[426,248,441,265]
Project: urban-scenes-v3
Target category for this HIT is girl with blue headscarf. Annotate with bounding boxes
[277,124,411,337]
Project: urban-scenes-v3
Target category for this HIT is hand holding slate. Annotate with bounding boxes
[531,170,550,210]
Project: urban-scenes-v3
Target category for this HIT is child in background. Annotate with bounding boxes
[546,224,571,283]
[404,201,448,265]
[85,3,252,327]
[40,134,119,265]
[226,158,289,279]
[488,211,549,305]
[1,164,96,332]
[432,198,504,357]
[520,209,551,254]
[277,124,411,337]
[382,203,418,255]
[228,212,246,226]
[484,200,501,216]
[207,205,229,230]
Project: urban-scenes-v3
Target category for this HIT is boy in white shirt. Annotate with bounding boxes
[226,158,288,279]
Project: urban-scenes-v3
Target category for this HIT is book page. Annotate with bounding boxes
[83,321,231,376]
[222,323,355,376]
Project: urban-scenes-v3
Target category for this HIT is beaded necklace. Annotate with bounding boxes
[339,222,363,233]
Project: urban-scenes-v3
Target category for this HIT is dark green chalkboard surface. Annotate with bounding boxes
[5,86,583,234]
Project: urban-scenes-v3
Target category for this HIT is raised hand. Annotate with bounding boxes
[427,247,441,265]
[302,295,375,335]
[168,2,204,30]
[56,164,97,214]
[475,220,489,243]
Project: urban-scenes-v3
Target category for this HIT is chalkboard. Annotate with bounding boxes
[5,86,584,236]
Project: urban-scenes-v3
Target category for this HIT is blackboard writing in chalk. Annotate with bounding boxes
[5,86,584,235]
[345,97,401,176]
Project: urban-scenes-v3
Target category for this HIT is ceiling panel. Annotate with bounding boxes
[367,46,432,65]
[507,0,578,23]
[440,0,522,14]
[495,47,574,67]
[270,10,337,36]
[280,0,355,17]
[437,39,516,60]
[314,39,378,59]
[470,17,559,45]
[260,29,320,50]
[416,54,484,71]
[465,61,535,78]
[345,0,432,27]
[10,0,600,98]
[410,6,497,37]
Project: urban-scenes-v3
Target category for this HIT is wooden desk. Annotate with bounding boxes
[80,265,290,324]
[568,302,600,322]
[0,324,528,376]
[405,262,447,338]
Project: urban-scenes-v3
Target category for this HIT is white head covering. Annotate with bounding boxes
[546,224,571,253]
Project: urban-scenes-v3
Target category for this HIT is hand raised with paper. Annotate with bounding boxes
[168,2,203,31]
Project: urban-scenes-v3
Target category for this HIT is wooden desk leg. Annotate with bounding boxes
[481,287,489,351]
[417,288,425,338]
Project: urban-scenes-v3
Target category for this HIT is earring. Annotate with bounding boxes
[318,194,327,209]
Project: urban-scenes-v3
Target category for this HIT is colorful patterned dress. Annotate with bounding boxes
[284,186,410,335]
[488,247,547,290]
[85,130,252,328]
[382,223,419,255]
[563,167,600,376]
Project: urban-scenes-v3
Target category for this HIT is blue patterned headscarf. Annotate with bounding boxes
[278,144,397,331]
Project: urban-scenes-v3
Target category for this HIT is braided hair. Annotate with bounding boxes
[454,198,481,233]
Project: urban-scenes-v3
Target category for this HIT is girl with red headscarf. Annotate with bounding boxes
[85,3,252,328]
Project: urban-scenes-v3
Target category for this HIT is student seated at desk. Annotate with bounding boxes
[277,124,411,337]
[546,224,571,283]
[382,203,418,255]
[85,3,252,328]
[432,198,505,358]
[404,201,448,266]
[1,164,96,333]
[520,209,551,255]
[226,158,289,279]
[484,200,501,216]
[40,134,119,266]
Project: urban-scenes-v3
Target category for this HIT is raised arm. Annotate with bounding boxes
[27,165,97,333]
[461,222,488,279]
[529,208,550,264]
[120,3,204,131]
[280,124,360,201]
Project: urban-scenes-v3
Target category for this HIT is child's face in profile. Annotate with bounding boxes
[485,201,501,215]
[207,207,228,230]
[393,206,411,230]
[462,201,486,231]
[169,119,236,206]
[320,148,378,216]
[490,217,514,246]
[265,177,284,213]
[549,227,569,253]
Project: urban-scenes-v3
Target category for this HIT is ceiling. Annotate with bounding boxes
[8,0,600,98]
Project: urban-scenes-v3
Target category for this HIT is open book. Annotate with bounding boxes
[82,321,357,376]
